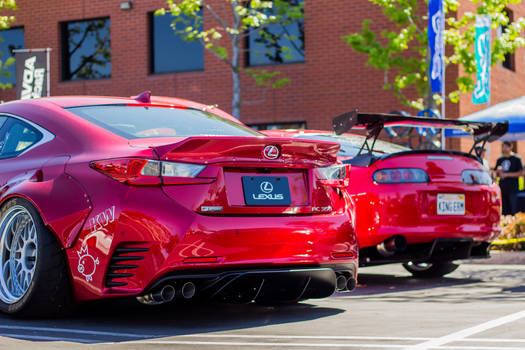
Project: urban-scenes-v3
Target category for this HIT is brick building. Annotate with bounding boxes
[0,0,524,166]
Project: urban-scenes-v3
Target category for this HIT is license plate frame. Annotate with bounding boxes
[437,193,465,215]
[242,176,291,206]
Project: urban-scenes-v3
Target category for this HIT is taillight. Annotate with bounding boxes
[462,170,492,185]
[91,158,209,186]
[373,168,428,184]
[317,164,350,187]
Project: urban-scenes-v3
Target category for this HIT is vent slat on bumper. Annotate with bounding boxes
[105,244,149,288]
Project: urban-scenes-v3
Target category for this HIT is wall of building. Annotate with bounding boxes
[0,0,524,163]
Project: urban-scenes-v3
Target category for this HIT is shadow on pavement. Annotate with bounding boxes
[340,264,525,304]
[0,299,344,344]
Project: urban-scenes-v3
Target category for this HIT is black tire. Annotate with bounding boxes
[402,261,459,278]
[0,198,74,317]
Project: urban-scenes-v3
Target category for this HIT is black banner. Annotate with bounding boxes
[14,49,48,100]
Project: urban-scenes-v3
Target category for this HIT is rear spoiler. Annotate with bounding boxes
[332,110,508,158]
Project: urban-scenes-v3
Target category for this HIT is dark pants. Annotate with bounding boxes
[501,191,518,215]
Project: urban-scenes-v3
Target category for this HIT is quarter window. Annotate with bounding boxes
[150,12,204,73]
[0,118,42,157]
[0,27,24,86]
[61,18,111,81]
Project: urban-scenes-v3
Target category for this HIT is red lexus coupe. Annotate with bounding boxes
[266,111,507,278]
[0,93,358,316]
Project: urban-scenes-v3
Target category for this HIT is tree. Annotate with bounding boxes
[0,0,17,89]
[157,0,304,119]
[342,0,525,111]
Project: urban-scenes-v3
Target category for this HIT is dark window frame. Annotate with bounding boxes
[0,117,43,159]
[148,11,205,74]
[60,17,111,82]
[0,26,25,86]
[245,0,305,67]
[502,8,515,71]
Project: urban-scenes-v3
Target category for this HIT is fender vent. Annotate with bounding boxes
[105,243,149,288]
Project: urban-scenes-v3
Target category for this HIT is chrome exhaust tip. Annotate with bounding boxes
[180,281,196,299]
[336,275,347,291]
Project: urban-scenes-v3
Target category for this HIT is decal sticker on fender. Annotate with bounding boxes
[77,245,100,282]
[90,206,116,233]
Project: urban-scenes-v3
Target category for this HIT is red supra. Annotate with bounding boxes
[0,94,357,316]
[266,115,503,278]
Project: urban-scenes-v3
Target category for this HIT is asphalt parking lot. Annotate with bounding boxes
[1,259,525,350]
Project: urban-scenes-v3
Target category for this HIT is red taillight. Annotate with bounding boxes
[331,252,355,259]
[316,164,351,188]
[90,158,212,186]
[373,168,429,184]
[91,159,161,185]
[183,257,220,264]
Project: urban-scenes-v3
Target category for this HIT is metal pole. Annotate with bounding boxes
[46,48,51,97]
[441,1,446,150]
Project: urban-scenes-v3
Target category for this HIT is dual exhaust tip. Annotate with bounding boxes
[138,281,196,305]
[336,274,357,292]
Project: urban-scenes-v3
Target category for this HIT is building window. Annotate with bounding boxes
[0,27,24,86]
[248,121,306,130]
[247,0,304,66]
[150,12,204,73]
[61,18,111,81]
[501,9,515,71]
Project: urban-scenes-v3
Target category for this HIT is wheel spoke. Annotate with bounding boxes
[0,207,38,304]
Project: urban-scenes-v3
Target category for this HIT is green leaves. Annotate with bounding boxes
[159,0,304,118]
[343,0,525,110]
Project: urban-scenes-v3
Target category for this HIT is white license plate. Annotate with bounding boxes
[437,193,465,215]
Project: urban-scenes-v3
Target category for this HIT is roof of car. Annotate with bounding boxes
[2,95,240,123]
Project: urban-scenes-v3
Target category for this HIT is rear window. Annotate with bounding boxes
[65,105,262,139]
[295,134,409,158]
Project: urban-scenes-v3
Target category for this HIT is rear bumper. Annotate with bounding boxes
[142,265,356,304]
[359,238,491,267]
[67,185,358,301]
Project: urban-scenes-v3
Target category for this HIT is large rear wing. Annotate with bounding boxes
[332,110,508,158]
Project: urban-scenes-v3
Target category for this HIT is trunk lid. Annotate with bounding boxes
[151,136,343,215]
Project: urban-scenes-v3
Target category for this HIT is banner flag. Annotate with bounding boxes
[473,15,492,104]
[428,0,444,93]
[14,49,49,100]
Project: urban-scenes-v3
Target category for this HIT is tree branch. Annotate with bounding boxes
[202,1,233,39]
[199,37,235,69]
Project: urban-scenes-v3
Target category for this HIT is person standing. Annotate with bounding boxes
[495,141,523,215]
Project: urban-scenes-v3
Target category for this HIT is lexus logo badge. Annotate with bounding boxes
[260,181,274,193]
[263,145,280,160]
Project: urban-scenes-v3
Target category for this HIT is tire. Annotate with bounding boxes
[0,198,74,317]
[402,261,459,278]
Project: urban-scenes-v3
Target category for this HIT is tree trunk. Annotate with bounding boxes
[231,1,241,119]
[232,57,241,119]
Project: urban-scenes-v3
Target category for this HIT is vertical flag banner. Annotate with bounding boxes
[473,15,492,105]
[428,0,444,93]
[14,49,49,100]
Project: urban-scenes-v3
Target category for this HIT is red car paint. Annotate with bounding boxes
[0,97,357,303]
[265,130,501,267]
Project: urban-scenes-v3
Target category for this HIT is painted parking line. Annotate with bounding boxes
[403,309,525,350]
[126,340,525,349]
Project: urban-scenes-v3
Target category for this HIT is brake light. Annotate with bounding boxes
[373,168,428,184]
[462,170,492,185]
[91,158,209,186]
[317,164,351,188]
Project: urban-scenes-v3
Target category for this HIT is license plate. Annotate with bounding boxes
[242,176,291,206]
[437,193,465,215]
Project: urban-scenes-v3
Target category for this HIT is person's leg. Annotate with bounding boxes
[509,192,519,215]
[501,192,510,215]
